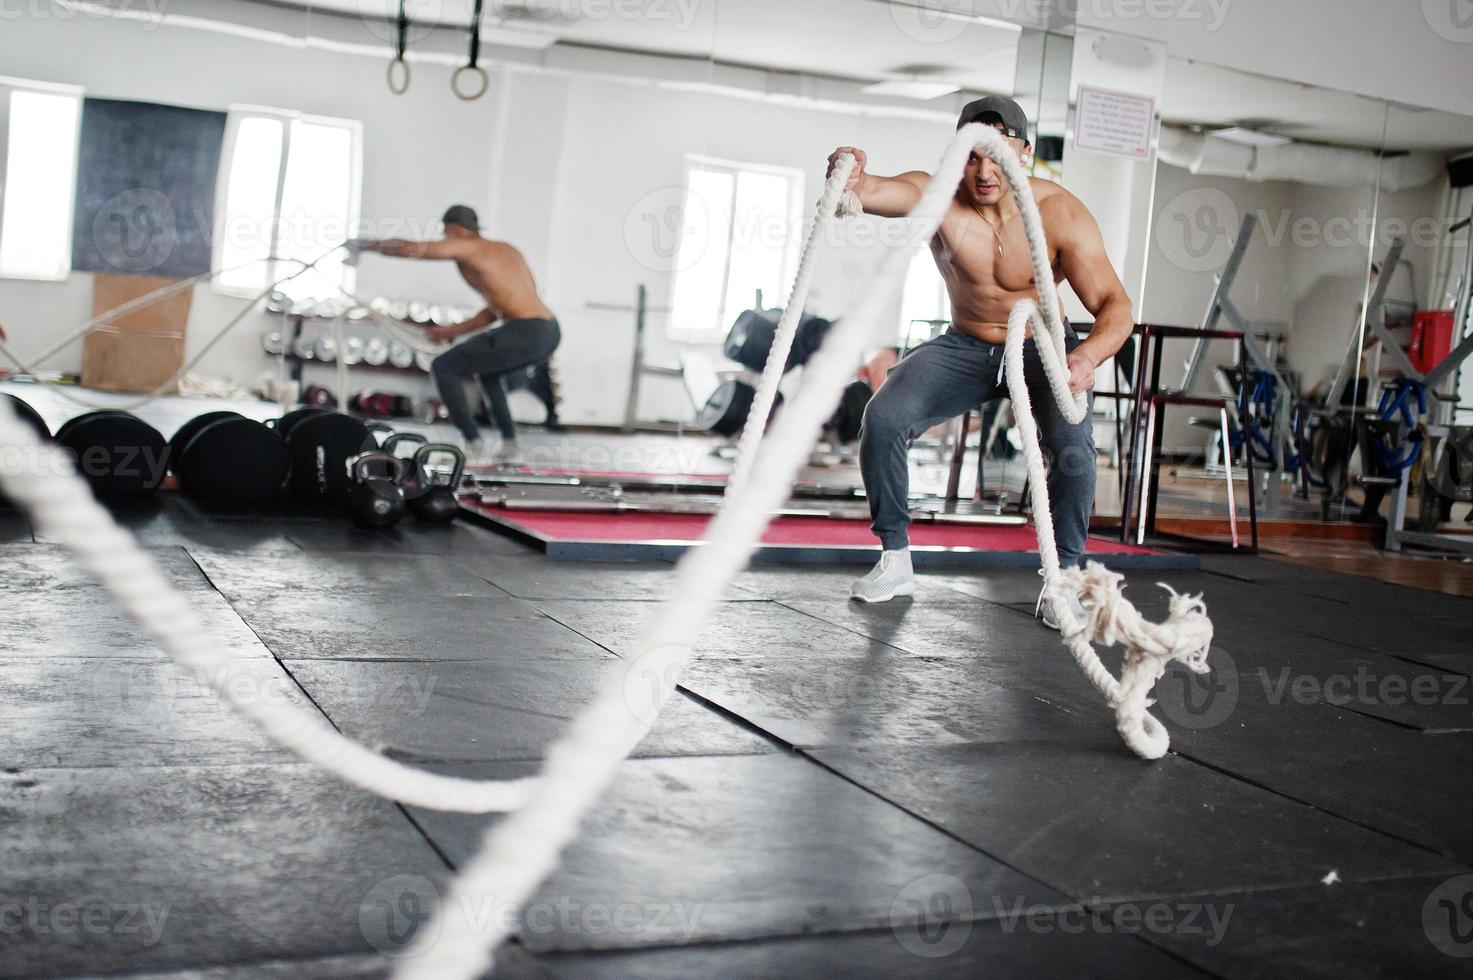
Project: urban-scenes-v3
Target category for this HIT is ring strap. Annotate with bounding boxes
[452,0,489,101]
[387,0,410,94]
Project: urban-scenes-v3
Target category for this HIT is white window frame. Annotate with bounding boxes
[667,154,805,344]
[0,75,84,282]
[212,104,363,298]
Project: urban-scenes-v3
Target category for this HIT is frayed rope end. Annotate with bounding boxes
[835,189,864,219]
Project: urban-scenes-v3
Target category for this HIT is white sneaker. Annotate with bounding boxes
[1036,571,1085,632]
[491,442,525,468]
[851,549,915,603]
[464,435,495,465]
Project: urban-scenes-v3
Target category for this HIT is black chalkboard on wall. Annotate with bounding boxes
[71,98,227,279]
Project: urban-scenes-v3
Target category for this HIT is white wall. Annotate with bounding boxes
[1062,0,1473,120]
[530,76,949,424]
[1162,0,1473,120]
[1061,27,1168,316]
[0,9,501,410]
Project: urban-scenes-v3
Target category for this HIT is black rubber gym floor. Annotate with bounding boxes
[3,495,1472,978]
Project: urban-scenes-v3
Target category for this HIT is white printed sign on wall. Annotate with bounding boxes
[1074,85,1156,160]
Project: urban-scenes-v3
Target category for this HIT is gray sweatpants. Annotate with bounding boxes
[431,318,560,441]
[859,328,1096,567]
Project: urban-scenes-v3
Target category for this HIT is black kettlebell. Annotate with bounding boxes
[364,420,397,446]
[346,451,408,528]
[409,443,466,524]
[383,432,429,500]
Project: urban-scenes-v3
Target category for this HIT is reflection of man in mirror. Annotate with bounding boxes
[348,205,560,468]
[830,96,1135,626]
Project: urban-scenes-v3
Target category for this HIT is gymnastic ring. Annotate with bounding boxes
[451,64,489,101]
[386,58,410,95]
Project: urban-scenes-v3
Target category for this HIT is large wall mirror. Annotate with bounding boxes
[1135,57,1473,536]
[1139,59,1393,524]
[1369,102,1473,540]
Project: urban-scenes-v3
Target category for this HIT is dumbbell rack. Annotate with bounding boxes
[269,312,432,385]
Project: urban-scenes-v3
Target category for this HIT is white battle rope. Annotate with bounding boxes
[0,123,1215,979]
[392,124,1211,978]
[739,125,1213,759]
[1005,296,1214,755]
[726,154,856,494]
[0,406,537,813]
[958,123,1216,758]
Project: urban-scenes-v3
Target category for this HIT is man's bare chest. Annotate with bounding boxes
[933,213,1058,292]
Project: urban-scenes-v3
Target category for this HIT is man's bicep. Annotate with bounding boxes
[416,239,475,260]
[895,171,931,191]
[383,238,470,260]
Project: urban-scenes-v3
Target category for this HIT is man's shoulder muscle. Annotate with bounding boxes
[460,238,518,267]
[480,239,528,262]
[1035,184,1095,244]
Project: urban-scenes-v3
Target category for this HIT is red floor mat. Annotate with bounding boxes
[468,504,1162,555]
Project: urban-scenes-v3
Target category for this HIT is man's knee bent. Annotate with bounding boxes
[859,395,923,447]
[431,352,463,383]
[1047,443,1097,486]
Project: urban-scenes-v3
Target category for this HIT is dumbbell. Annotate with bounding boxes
[697,380,783,438]
[0,394,52,508]
[723,309,834,373]
[56,410,167,499]
[274,407,332,440]
[826,380,872,445]
[168,412,243,474]
[285,411,375,504]
[303,384,338,409]
[169,412,291,506]
[2,394,50,441]
[349,391,415,419]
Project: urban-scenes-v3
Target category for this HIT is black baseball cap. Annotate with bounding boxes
[441,204,480,232]
[956,95,1030,145]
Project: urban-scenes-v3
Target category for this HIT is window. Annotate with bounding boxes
[668,157,803,341]
[215,108,361,301]
[898,249,950,348]
[0,84,82,280]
